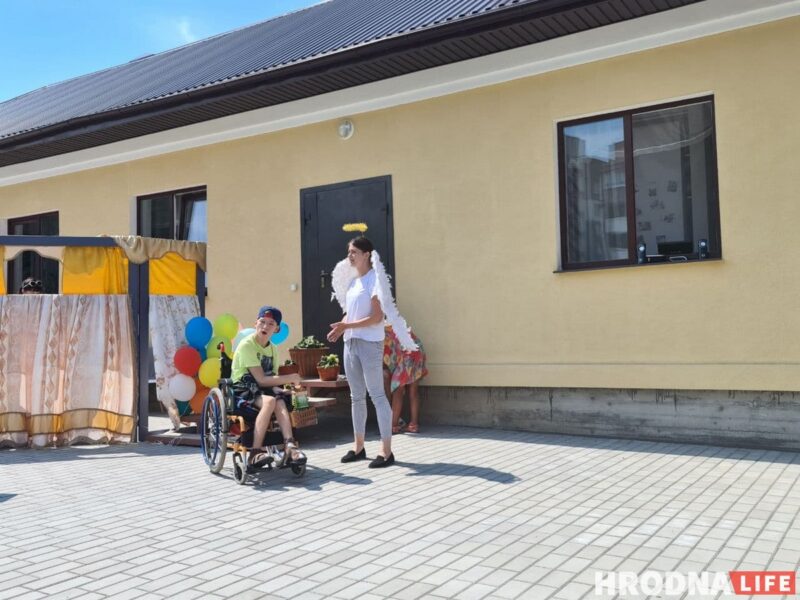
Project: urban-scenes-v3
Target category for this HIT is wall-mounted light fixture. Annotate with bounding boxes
[337,119,355,140]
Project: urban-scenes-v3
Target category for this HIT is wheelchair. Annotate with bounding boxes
[200,349,307,485]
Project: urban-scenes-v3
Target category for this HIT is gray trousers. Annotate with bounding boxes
[344,338,392,442]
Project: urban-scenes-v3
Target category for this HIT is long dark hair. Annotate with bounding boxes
[348,236,374,253]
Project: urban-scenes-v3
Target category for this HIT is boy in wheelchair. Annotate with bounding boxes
[230,305,307,471]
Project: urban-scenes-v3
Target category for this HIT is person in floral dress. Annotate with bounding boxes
[383,325,428,433]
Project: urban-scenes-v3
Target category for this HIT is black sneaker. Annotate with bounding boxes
[368,453,395,468]
[341,448,366,463]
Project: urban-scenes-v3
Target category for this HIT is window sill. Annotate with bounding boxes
[553,257,722,274]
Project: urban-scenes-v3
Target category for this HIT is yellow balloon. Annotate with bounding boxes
[213,313,239,341]
[198,358,222,388]
[206,336,232,358]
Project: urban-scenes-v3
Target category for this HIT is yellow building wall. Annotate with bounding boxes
[1,17,798,391]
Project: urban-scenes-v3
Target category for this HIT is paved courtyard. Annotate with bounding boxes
[1,421,799,600]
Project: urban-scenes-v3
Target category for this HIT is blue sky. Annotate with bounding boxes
[0,0,323,102]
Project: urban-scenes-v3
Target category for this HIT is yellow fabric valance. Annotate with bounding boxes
[62,247,128,294]
[149,252,196,295]
[0,246,5,295]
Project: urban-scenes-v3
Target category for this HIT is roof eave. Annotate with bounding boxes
[0,0,704,167]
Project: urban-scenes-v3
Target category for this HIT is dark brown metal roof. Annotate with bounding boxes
[0,0,704,168]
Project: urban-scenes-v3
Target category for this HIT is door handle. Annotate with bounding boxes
[320,269,329,289]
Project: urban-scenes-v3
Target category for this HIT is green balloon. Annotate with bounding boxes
[213,313,239,341]
[206,336,232,358]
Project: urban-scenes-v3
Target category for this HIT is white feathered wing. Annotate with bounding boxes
[329,251,418,351]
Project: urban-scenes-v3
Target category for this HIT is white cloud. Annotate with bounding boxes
[176,18,197,44]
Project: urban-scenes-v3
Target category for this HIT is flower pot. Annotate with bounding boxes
[317,365,340,381]
[289,347,328,378]
[278,363,300,376]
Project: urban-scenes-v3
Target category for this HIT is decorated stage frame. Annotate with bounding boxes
[0,235,206,444]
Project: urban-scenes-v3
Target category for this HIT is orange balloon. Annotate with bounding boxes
[189,384,211,414]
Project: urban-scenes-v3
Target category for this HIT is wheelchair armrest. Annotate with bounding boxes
[219,378,234,388]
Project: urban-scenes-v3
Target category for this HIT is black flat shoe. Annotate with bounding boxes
[368,453,395,468]
[341,448,366,463]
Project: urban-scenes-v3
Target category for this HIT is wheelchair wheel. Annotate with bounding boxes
[232,451,248,485]
[291,464,306,477]
[200,388,228,474]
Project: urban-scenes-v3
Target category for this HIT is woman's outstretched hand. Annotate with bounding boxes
[328,321,347,343]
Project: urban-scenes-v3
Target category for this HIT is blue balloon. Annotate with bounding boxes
[233,328,255,351]
[185,317,212,349]
[271,322,290,345]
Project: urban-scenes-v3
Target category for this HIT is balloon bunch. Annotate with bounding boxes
[166,313,293,415]
[167,313,239,415]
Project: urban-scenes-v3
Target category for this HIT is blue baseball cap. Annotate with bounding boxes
[257,305,282,325]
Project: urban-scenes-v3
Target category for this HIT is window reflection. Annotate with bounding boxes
[633,101,715,258]
[563,118,627,264]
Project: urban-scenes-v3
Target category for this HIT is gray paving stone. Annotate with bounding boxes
[5,592,46,600]
[2,425,799,600]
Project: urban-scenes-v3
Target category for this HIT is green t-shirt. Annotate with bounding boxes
[231,334,279,383]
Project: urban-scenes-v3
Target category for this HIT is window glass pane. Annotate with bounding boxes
[177,191,207,242]
[633,101,715,257]
[8,213,59,293]
[40,212,59,236]
[139,196,174,239]
[563,118,627,263]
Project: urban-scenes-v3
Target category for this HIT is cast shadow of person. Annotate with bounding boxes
[397,461,519,484]
[246,465,373,491]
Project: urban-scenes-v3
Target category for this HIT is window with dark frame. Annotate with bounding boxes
[7,211,59,293]
[558,97,721,270]
[137,186,207,243]
[137,186,207,293]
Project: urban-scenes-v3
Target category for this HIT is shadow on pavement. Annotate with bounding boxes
[211,464,372,492]
[4,422,798,468]
[398,461,519,483]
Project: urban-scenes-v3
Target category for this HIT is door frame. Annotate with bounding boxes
[300,175,395,338]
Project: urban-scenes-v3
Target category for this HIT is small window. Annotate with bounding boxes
[137,187,206,242]
[7,211,59,293]
[558,97,721,270]
[137,185,207,294]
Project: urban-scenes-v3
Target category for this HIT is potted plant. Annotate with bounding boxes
[317,353,340,381]
[288,335,329,378]
[278,359,299,376]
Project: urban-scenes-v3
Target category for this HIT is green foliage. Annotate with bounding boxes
[294,335,326,349]
[318,353,340,368]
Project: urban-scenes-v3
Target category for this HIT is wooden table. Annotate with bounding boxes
[300,376,349,408]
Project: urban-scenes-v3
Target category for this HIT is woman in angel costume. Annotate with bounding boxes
[328,224,417,468]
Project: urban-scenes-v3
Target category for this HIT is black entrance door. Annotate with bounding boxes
[300,176,394,361]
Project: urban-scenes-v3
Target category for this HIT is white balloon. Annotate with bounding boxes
[168,374,196,402]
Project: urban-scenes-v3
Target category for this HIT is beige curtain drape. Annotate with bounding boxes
[0,295,136,448]
[149,295,200,430]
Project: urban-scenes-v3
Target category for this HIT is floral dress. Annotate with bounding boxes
[383,325,428,393]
